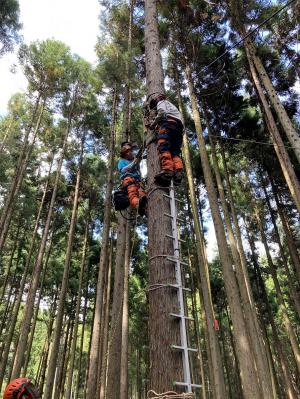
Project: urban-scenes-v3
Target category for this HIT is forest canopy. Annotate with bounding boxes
[0,1,299,398]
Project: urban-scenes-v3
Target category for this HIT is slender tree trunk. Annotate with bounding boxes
[22,233,54,375]
[0,256,29,390]
[86,87,117,399]
[220,150,279,396]
[0,224,52,390]
[44,135,83,399]
[99,240,113,399]
[0,98,45,252]
[65,218,89,399]
[260,173,300,319]
[105,215,126,399]
[0,223,21,306]
[37,293,58,392]
[270,179,300,283]
[245,46,300,214]
[75,270,89,399]
[244,37,300,163]
[175,75,226,398]
[254,207,300,375]
[206,122,274,398]
[185,63,262,399]
[0,119,13,153]
[145,0,184,392]
[120,221,131,399]
[248,232,298,399]
[11,110,72,380]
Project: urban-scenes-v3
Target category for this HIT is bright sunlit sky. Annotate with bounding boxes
[0,0,100,115]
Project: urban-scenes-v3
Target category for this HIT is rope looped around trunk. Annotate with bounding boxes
[147,390,195,399]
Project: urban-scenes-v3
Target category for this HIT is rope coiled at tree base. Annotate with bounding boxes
[147,390,195,398]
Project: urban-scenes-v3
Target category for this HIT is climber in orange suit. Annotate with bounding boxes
[144,93,184,187]
[118,142,147,216]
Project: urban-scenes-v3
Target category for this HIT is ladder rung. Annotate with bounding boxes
[168,284,191,292]
[175,197,184,203]
[164,213,173,218]
[165,234,186,243]
[174,382,202,389]
[170,313,194,321]
[164,212,185,224]
[167,257,188,266]
[171,345,198,353]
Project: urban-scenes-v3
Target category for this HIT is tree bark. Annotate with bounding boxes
[0,182,53,390]
[0,98,45,252]
[145,0,183,392]
[245,37,300,163]
[260,172,300,319]
[65,216,89,399]
[106,215,127,399]
[120,221,131,399]
[244,44,300,214]
[22,232,54,375]
[185,62,262,399]
[11,109,72,380]
[43,134,83,399]
[86,87,117,399]
[206,123,274,398]
[270,179,300,283]
[175,74,226,399]
[99,240,113,399]
[253,206,300,375]
[248,231,299,399]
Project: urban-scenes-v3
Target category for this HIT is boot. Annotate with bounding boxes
[138,195,147,216]
[154,170,174,187]
[173,169,183,186]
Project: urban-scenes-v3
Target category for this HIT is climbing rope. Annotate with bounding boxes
[147,390,195,399]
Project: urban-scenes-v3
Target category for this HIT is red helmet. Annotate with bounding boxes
[3,378,40,399]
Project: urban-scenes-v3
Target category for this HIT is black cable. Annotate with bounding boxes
[197,0,297,77]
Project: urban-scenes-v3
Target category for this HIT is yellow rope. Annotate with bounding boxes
[147,390,195,399]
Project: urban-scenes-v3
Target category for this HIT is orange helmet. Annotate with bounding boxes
[3,378,40,399]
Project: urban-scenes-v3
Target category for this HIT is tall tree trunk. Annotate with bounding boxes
[270,179,300,283]
[248,231,299,399]
[0,98,45,252]
[253,206,300,375]
[11,109,72,380]
[99,240,113,399]
[0,223,21,306]
[0,119,13,153]
[106,216,126,399]
[43,135,83,399]
[244,45,300,213]
[120,221,131,399]
[228,0,300,162]
[75,269,90,399]
[37,293,58,392]
[260,173,300,319]
[22,232,54,375]
[86,87,117,399]
[185,62,262,399]
[245,38,300,163]
[145,0,183,392]
[175,73,226,399]
[65,217,89,399]
[0,210,53,390]
[206,122,274,398]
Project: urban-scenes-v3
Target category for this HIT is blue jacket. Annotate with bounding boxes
[118,158,141,180]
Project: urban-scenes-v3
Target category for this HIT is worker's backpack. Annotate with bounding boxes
[113,189,130,211]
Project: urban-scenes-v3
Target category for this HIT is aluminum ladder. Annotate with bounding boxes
[163,182,201,393]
